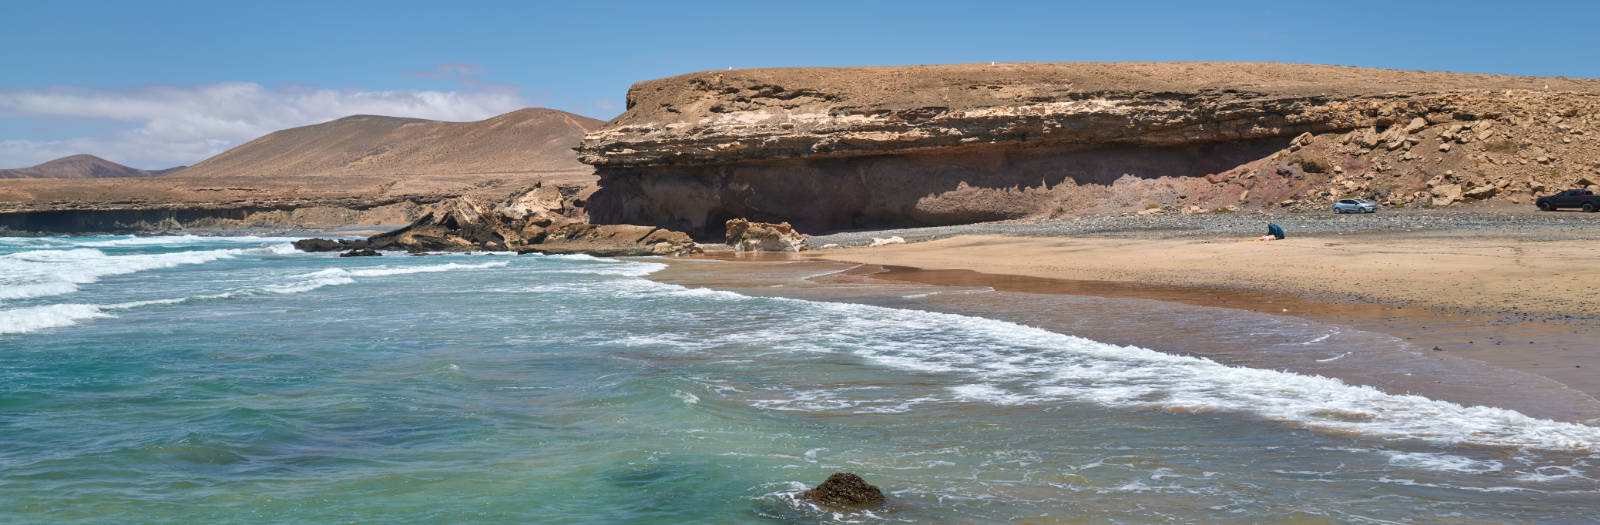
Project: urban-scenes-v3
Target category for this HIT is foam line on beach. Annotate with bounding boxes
[613,275,1600,453]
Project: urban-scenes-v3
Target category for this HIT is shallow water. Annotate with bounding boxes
[3,235,1599,523]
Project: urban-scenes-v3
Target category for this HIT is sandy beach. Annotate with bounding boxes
[800,224,1600,414]
[817,234,1600,316]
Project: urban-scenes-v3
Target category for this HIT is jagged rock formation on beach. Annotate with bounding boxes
[577,62,1600,234]
[724,218,807,252]
[0,108,602,233]
[293,183,701,256]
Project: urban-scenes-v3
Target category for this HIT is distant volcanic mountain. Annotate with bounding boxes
[176,108,602,184]
[0,107,607,232]
[0,154,183,179]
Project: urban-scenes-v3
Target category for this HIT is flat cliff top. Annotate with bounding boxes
[580,62,1600,168]
[610,62,1600,126]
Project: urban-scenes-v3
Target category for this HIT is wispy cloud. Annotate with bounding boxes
[406,62,487,79]
[0,77,530,169]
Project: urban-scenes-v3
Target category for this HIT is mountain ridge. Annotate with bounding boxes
[0,107,605,232]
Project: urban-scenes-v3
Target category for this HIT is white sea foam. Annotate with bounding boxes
[672,390,700,404]
[346,261,509,277]
[1515,465,1593,482]
[1300,330,1337,345]
[1383,450,1504,474]
[0,304,112,334]
[537,253,605,261]
[567,260,667,277]
[0,244,291,303]
[258,260,512,294]
[0,259,511,335]
[609,277,1600,452]
[75,235,301,247]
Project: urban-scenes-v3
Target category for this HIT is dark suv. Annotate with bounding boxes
[1536,189,1600,212]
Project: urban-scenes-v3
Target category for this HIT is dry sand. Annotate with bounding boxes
[817,235,1600,316]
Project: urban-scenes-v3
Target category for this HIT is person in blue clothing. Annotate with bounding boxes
[1256,223,1285,241]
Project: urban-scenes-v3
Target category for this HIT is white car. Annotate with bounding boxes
[1333,198,1379,214]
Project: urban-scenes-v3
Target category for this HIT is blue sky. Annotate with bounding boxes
[2,0,1597,168]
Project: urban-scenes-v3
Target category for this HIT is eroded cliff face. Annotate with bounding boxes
[577,63,1600,236]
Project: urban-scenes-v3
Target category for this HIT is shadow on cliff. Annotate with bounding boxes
[586,138,1286,238]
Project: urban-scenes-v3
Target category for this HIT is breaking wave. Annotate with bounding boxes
[0,244,296,303]
[609,276,1600,453]
[0,258,510,335]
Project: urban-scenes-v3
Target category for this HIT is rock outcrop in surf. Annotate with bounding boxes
[577,62,1600,235]
[293,183,701,256]
[801,472,886,509]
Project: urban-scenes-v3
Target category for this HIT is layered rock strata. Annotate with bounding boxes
[293,184,700,256]
[577,63,1600,235]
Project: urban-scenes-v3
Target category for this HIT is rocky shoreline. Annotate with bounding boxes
[291,183,701,256]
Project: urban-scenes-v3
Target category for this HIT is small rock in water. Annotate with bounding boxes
[293,238,354,252]
[339,248,381,257]
[801,472,885,508]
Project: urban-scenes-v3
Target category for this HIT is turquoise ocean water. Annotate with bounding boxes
[2,235,1599,523]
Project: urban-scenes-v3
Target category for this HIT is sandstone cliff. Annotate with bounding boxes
[577,63,1600,235]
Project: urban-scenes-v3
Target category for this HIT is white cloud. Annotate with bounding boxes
[0,82,531,169]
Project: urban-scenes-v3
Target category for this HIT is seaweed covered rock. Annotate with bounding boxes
[800,473,885,508]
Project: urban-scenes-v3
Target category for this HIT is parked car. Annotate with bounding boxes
[1536,189,1600,212]
[1332,198,1379,214]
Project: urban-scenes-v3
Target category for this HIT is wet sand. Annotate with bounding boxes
[649,252,1600,424]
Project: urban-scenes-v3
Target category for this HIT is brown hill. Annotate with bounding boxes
[0,108,605,231]
[178,108,601,188]
[0,154,182,179]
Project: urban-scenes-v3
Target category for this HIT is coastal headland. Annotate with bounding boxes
[578,62,1600,236]
[8,62,1600,421]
